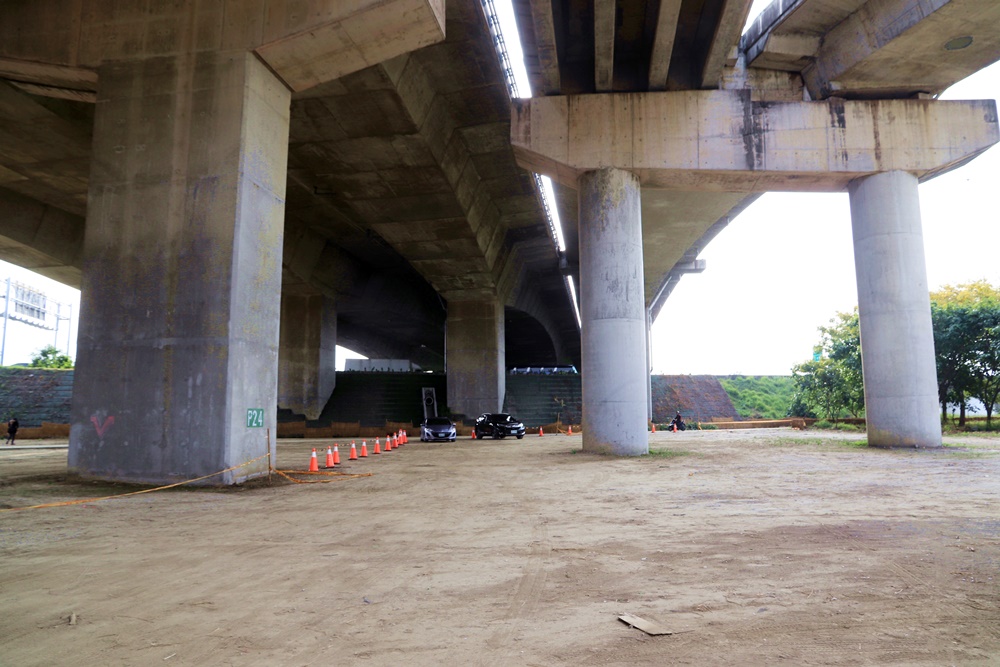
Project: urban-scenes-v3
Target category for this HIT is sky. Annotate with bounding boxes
[0,264,79,366]
[2,0,997,377]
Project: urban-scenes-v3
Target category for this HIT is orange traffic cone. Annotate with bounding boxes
[333,445,341,465]
[652,423,656,433]
[373,438,381,454]
[384,435,393,452]
[349,441,358,460]
[539,427,544,436]
[360,440,368,457]
[309,448,319,472]
[398,430,405,446]
[402,430,408,444]
[567,425,573,435]
[325,446,335,468]
[673,423,677,432]
[392,433,399,449]
[471,429,476,439]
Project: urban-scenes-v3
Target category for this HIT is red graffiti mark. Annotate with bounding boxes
[90,415,115,437]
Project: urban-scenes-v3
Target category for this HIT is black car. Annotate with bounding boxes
[420,416,457,442]
[474,413,526,440]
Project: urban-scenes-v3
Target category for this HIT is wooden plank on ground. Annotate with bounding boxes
[618,613,673,636]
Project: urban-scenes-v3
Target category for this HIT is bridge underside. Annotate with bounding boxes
[0,0,996,481]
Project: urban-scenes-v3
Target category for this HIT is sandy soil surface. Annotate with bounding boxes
[1,428,998,666]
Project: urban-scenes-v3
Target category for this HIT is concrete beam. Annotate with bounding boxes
[511,92,999,191]
[801,0,1000,99]
[671,258,706,273]
[0,187,83,287]
[381,55,512,300]
[0,0,445,94]
[594,0,616,92]
[256,0,447,92]
[0,81,92,217]
[744,32,821,73]
[648,0,683,91]
[0,57,96,102]
[700,0,755,88]
[527,0,561,95]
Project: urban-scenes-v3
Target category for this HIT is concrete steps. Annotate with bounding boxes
[313,372,447,428]
[503,374,582,428]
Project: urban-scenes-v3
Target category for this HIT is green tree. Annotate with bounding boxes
[791,358,850,421]
[931,281,1000,425]
[931,280,1000,308]
[30,345,73,369]
[820,310,864,417]
[791,310,864,420]
[786,392,817,419]
[970,319,1000,426]
[931,303,979,423]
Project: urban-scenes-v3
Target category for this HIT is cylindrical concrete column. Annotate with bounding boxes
[579,168,648,455]
[849,170,941,447]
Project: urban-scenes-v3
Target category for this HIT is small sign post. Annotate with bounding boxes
[246,408,264,428]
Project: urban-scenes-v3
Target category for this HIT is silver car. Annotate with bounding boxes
[420,416,457,442]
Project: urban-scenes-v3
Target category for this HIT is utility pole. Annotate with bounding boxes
[1,277,10,366]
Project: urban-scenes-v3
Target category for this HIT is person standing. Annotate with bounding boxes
[6,416,18,445]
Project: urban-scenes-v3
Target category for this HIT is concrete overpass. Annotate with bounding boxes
[0,0,996,482]
[510,0,999,453]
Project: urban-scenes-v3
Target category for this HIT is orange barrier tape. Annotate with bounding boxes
[0,452,272,513]
[273,468,373,484]
[1,432,377,511]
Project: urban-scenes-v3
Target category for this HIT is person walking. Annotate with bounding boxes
[6,416,18,445]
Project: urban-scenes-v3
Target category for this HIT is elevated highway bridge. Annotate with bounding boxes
[0,0,996,483]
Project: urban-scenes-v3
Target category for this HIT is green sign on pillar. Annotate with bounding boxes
[246,408,265,428]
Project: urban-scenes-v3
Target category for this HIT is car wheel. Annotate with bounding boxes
[516,435,523,439]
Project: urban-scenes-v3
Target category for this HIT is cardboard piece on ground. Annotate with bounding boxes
[618,613,673,636]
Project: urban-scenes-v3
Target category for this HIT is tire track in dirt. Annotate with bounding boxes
[482,521,552,664]
[822,524,976,621]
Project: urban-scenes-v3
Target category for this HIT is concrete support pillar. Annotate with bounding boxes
[579,168,648,455]
[446,298,504,419]
[69,52,290,484]
[849,170,941,448]
[278,294,337,420]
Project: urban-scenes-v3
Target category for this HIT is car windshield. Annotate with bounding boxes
[425,417,452,426]
[488,414,517,424]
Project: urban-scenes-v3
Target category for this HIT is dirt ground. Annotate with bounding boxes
[1,428,998,666]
